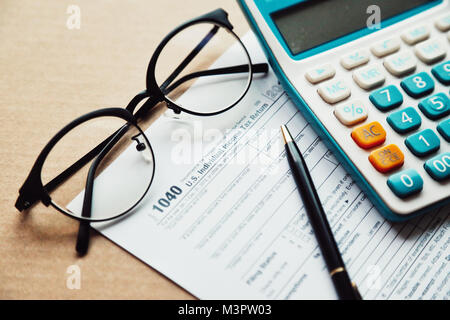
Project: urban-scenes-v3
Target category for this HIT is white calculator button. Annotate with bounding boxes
[340,50,370,70]
[383,51,417,77]
[305,64,336,84]
[435,14,450,32]
[318,79,351,104]
[370,38,401,57]
[414,39,447,64]
[401,25,430,45]
[334,100,368,126]
[352,65,385,90]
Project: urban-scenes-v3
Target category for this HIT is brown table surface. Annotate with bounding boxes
[0,0,250,299]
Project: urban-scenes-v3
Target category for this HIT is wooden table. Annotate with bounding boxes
[0,0,249,299]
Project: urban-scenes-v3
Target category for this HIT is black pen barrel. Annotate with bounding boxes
[285,141,360,300]
[285,142,344,269]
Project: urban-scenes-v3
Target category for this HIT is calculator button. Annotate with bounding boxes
[383,51,417,77]
[369,85,403,111]
[424,152,450,181]
[387,107,422,134]
[353,65,385,90]
[435,14,450,32]
[437,118,450,142]
[305,64,336,84]
[418,93,450,120]
[334,100,368,126]
[369,144,405,173]
[414,39,447,64]
[401,72,435,98]
[405,129,440,157]
[431,60,450,85]
[318,79,351,104]
[351,121,386,149]
[340,50,370,70]
[371,38,401,58]
[401,25,430,45]
[387,169,423,198]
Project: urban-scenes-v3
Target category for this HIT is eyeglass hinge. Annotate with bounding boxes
[15,187,51,212]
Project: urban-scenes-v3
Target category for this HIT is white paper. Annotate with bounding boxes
[69,33,449,300]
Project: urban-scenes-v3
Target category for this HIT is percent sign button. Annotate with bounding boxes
[335,100,368,126]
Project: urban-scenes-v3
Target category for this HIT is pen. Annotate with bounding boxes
[281,125,362,300]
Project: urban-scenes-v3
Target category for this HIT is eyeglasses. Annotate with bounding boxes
[15,8,268,256]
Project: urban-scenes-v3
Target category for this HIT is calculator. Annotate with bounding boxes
[238,0,450,221]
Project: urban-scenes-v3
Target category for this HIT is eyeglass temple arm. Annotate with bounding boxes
[134,62,269,119]
[164,63,268,94]
[15,134,116,211]
[159,25,219,91]
[75,123,130,255]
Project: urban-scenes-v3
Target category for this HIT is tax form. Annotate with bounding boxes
[69,33,449,300]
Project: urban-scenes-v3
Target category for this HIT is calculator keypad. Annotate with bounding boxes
[414,39,447,64]
[387,107,422,134]
[371,38,401,58]
[431,60,450,85]
[401,25,430,45]
[384,51,417,77]
[305,64,336,84]
[351,121,386,149]
[340,50,370,70]
[318,79,351,104]
[418,93,450,120]
[401,72,435,98]
[424,152,450,181]
[353,65,386,90]
[437,119,450,142]
[387,169,423,198]
[370,85,403,111]
[369,144,405,173]
[334,100,368,126]
[303,13,450,206]
[405,129,441,157]
[435,14,450,32]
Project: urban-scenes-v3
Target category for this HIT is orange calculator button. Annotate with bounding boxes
[369,144,405,173]
[351,121,386,149]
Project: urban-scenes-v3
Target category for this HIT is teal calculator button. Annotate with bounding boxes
[418,93,450,120]
[405,129,440,157]
[424,152,450,181]
[401,72,435,98]
[437,118,450,142]
[369,85,403,111]
[386,107,421,134]
[387,169,423,198]
[431,60,450,85]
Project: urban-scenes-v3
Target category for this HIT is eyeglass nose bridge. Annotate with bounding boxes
[126,90,165,120]
[167,101,182,114]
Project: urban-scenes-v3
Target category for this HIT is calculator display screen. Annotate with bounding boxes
[271,0,435,55]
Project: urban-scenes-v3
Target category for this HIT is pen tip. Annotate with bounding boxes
[280,125,293,144]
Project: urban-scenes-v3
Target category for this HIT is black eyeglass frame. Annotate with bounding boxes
[143,9,254,117]
[15,8,269,255]
[16,108,156,223]
[16,8,268,216]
